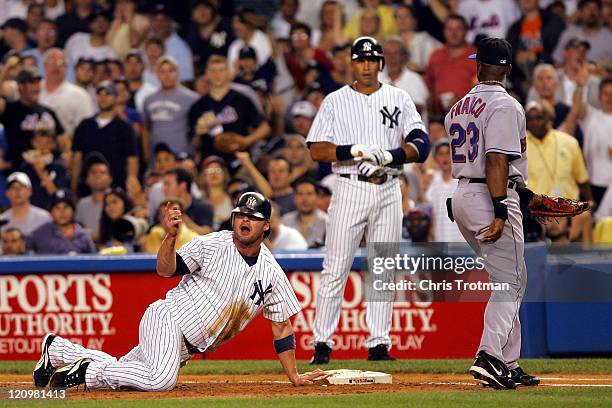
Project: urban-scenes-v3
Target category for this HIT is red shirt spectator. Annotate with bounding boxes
[424,14,477,115]
[285,23,332,91]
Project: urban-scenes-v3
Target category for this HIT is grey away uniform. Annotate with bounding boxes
[307,82,426,349]
[46,231,301,390]
[445,83,528,369]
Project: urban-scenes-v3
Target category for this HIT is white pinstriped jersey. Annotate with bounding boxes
[306,83,426,174]
[165,231,301,351]
[445,84,528,182]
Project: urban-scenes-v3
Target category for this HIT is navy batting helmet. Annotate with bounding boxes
[350,36,384,70]
[231,192,272,221]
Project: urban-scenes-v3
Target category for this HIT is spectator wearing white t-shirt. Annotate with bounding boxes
[379,36,429,115]
[425,140,465,243]
[575,77,612,205]
[39,48,95,136]
[457,0,522,43]
[228,11,272,73]
[267,204,308,250]
[64,8,117,65]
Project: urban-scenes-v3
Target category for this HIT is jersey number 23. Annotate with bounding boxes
[449,122,479,163]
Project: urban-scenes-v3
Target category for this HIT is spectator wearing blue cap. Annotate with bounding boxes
[27,189,96,254]
[71,80,139,199]
[234,45,277,95]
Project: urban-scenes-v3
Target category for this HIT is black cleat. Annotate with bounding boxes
[510,366,540,386]
[310,343,331,365]
[47,358,91,389]
[469,351,517,390]
[367,344,395,361]
[33,333,57,387]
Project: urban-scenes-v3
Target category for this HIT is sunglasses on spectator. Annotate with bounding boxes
[203,167,224,175]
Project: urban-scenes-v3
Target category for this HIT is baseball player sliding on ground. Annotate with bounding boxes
[33,192,326,391]
[445,38,539,389]
[307,36,430,363]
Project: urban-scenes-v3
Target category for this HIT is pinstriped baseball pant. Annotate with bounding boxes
[313,176,402,349]
[48,300,191,391]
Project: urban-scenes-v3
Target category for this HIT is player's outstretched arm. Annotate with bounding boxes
[483,153,510,243]
[270,319,328,386]
[156,202,182,277]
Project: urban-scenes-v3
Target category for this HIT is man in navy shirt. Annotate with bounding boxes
[71,81,139,198]
[189,54,270,172]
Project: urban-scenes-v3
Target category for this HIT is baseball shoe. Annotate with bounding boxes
[510,366,540,386]
[310,343,331,365]
[469,351,517,390]
[367,344,395,361]
[33,333,56,387]
[47,358,91,389]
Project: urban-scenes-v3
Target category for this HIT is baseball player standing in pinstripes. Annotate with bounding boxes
[307,36,431,363]
[33,192,326,390]
[445,38,539,389]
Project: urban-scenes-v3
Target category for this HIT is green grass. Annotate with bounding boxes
[2,358,611,375]
[3,389,612,408]
[2,359,611,407]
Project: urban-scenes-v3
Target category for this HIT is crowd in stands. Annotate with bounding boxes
[1,0,611,255]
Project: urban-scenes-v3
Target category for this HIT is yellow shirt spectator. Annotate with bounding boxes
[142,224,199,253]
[527,129,589,200]
[343,5,398,41]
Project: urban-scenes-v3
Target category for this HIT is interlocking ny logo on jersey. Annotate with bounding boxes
[380,106,401,129]
[250,280,272,305]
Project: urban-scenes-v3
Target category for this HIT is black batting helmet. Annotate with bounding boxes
[231,192,272,221]
[231,192,272,238]
[351,36,384,70]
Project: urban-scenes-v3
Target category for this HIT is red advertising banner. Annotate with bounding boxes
[0,270,487,360]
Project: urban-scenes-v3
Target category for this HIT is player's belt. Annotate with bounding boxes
[463,178,520,190]
[339,173,398,185]
[183,336,203,354]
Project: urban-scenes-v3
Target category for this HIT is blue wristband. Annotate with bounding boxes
[273,333,296,354]
[336,145,353,161]
[389,148,407,165]
[404,129,430,163]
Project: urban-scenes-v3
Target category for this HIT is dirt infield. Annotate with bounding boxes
[2,373,612,400]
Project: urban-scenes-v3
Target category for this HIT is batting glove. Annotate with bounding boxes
[364,146,393,166]
[350,144,369,158]
[355,144,381,162]
[357,161,385,178]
